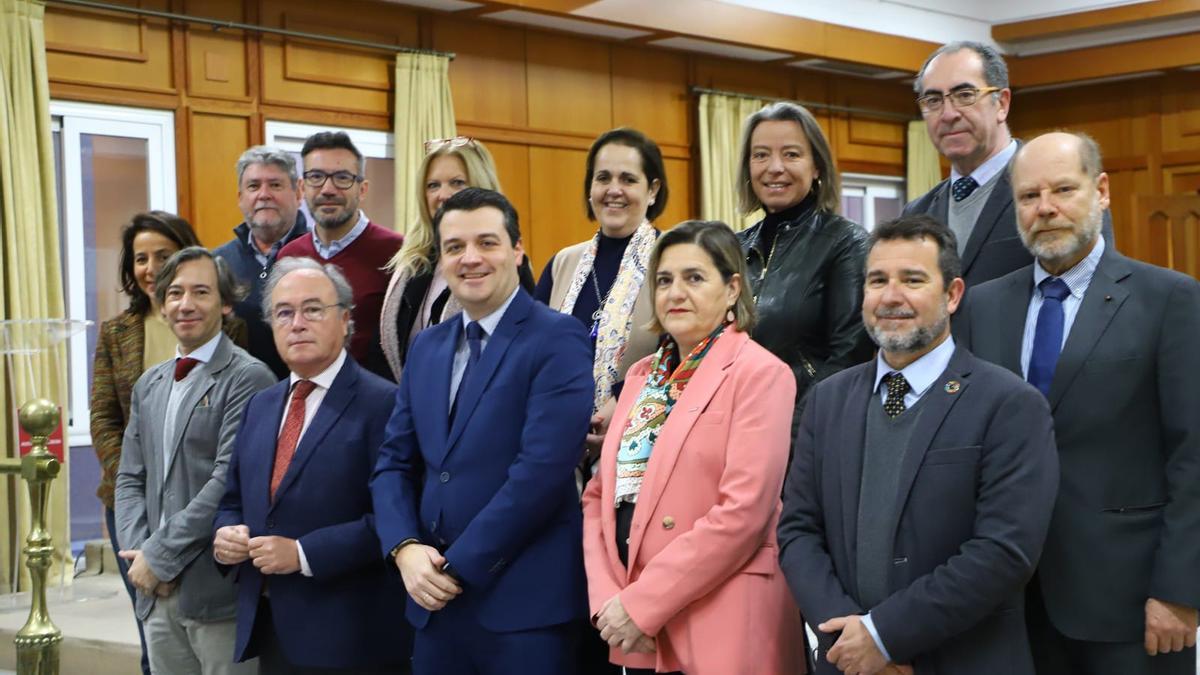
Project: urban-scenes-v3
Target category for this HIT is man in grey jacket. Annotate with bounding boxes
[115,246,275,674]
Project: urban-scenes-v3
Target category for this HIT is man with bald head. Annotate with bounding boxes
[905,42,1111,288]
[955,131,1200,674]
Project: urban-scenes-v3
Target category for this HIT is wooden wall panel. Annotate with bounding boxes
[46,5,176,94]
[660,158,692,229]
[433,17,528,130]
[486,141,532,245]
[611,46,690,148]
[692,55,791,100]
[525,32,612,137]
[188,112,251,247]
[528,146,592,269]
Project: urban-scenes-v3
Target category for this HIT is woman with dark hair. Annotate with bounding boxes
[534,127,668,465]
[736,102,874,431]
[582,221,802,675]
[89,210,246,675]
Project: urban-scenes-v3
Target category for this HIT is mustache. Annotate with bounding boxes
[313,198,345,206]
[874,308,916,319]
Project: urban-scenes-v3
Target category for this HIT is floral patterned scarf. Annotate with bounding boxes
[559,221,657,410]
[614,323,727,506]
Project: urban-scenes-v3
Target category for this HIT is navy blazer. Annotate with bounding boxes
[955,247,1200,642]
[778,346,1059,675]
[214,356,412,669]
[371,289,594,633]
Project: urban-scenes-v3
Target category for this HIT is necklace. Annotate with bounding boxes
[589,267,611,339]
[753,231,780,305]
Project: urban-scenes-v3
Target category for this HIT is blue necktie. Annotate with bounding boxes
[451,321,484,421]
[952,175,979,202]
[1028,278,1071,397]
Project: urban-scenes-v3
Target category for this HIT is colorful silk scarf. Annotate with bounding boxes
[614,323,727,506]
[559,221,657,410]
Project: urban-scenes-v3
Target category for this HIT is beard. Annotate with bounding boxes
[308,197,357,230]
[1020,197,1103,266]
[867,303,950,355]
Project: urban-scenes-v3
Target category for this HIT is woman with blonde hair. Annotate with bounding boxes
[379,136,532,380]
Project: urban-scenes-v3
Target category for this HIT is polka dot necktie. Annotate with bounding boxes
[883,372,911,418]
[952,175,979,202]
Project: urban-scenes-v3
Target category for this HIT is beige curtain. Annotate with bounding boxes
[906,120,943,202]
[0,0,71,590]
[393,52,456,237]
[698,92,772,231]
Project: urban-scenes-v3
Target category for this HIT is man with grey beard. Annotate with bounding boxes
[778,214,1059,675]
[955,131,1200,675]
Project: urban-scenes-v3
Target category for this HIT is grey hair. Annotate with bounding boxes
[914,41,1009,93]
[154,246,246,308]
[235,145,299,188]
[260,256,356,339]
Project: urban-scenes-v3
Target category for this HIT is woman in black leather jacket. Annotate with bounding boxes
[735,101,875,427]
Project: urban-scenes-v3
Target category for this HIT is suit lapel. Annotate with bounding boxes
[839,365,872,579]
[162,336,233,483]
[251,382,289,513]
[423,320,457,466]
[445,292,532,455]
[625,331,741,578]
[960,171,1015,277]
[271,358,360,507]
[930,180,949,228]
[892,348,972,524]
[991,271,1032,375]
[1047,251,1131,411]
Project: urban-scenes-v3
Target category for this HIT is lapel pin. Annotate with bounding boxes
[1105,295,1113,301]
[944,380,961,394]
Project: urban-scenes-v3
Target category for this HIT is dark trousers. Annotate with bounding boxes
[252,597,410,675]
[1027,580,1196,675]
[411,593,577,675]
[106,507,151,675]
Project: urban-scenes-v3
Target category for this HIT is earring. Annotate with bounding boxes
[726,308,735,323]
[649,198,656,206]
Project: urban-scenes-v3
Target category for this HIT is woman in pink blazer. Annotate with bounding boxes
[582,220,804,675]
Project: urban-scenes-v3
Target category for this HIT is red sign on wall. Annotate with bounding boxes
[17,406,64,462]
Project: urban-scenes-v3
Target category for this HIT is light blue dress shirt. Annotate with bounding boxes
[860,335,956,661]
[1019,236,1105,378]
[311,210,369,259]
[449,286,520,408]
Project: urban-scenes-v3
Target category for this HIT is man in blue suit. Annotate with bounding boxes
[371,187,594,675]
[213,256,412,674]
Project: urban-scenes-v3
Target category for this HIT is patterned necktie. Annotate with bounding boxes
[450,321,485,422]
[1028,277,1071,397]
[883,372,911,418]
[271,380,317,500]
[174,357,200,381]
[952,175,979,202]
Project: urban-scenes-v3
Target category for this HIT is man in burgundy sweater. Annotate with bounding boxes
[280,131,402,380]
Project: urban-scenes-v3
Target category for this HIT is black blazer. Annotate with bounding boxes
[903,156,1114,290]
[778,346,1059,675]
[954,246,1200,642]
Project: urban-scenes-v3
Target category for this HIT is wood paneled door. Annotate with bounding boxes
[1134,194,1200,280]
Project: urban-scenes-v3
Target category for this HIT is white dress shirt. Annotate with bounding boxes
[449,286,520,408]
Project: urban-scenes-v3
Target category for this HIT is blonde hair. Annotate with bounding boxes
[736,101,841,215]
[388,138,503,276]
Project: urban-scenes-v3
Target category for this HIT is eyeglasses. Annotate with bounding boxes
[302,170,363,190]
[916,86,1002,115]
[423,136,478,153]
[270,302,345,327]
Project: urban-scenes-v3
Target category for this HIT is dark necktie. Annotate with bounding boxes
[174,357,200,381]
[271,380,317,500]
[450,321,484,422]
[952,175,979,202]
[1028,277,1071,397]
[883,372,911,418]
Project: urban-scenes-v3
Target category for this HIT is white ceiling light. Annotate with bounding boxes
[376,0,484,11]
[486,9,653,40]
[649,36,791,61]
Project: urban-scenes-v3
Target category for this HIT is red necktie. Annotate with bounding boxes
[270,380,317,500]
[174,357,200,381]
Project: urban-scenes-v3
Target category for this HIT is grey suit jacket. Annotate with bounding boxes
[954,246,1200,641]
[115,333,275,621]
[903,148,1114,290]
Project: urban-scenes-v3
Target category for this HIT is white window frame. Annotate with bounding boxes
[51,101,177,446]
[841,173,906,231]
[263,120,393,161]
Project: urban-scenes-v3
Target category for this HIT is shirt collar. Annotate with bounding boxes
[289,348,347,392]
[175,331,223,363]
[311,210,369,257]
[1033,235,1105,299]
[461,285,520,338]
[873,335,956,397]
[951,139,1018,187]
